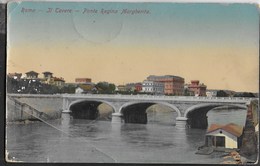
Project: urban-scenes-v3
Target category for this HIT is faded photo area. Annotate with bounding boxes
[6,1,259,164]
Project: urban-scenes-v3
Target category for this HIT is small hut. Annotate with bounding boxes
[205,123,243,149]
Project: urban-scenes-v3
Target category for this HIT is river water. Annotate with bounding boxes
[6,108,247,163]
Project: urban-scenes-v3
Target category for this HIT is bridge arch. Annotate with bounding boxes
[69,99,116,119]
[119,101,181,124]
[184,103,246,118]
[184,103,247,129]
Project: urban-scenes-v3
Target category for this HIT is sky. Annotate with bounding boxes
[7,2,259,92]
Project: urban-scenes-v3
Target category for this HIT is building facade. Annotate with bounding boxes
[53,77,65,87]
[42,71,53,84]
[42,71,53,79]
[25,71,39,79]
[187,80,207,96]
[147,75,184,95]
[142,80,164,95]
[135,83,142,92]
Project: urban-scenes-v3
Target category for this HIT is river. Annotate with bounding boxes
[6,108,247,163]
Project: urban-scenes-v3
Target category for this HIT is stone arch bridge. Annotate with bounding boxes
[62,94,252,128]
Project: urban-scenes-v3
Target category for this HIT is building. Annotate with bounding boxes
[75,78,92,84]
[142,80,164,95]
[187,80,207,96]
[184,84,195,96]
[205,123,243,149]
[42,71,53,79]
[25,71,39,79]
[41,71,66,87]
[53,77,65,87]
[147,75,184,95]
[117,85,128,92]
[42,71,54,84]
[206,90,218,97]
[135,83,142,92]
[125,83,143,92]
[75,83,96,94]
[7,73,22,80]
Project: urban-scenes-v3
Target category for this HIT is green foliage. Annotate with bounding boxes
[234,92,256,98]
[216,90,228,97]
[6,77,62,94]
[96,82,116,94]
[60,85,76,94]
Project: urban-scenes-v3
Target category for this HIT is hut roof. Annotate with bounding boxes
[207,123,243,137]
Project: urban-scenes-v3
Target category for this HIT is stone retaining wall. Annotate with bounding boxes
[6,95,63,122]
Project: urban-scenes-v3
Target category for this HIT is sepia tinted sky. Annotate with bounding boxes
[7,2,259,92]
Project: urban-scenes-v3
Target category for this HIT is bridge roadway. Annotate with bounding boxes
[8,94,255,128]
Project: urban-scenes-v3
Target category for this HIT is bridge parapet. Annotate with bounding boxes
[60,94,254,103]
[8,93,255,103]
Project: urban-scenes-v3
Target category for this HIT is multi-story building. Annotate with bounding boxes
[41,71,66,87]
[147,75,185,95]
[42,71,53,84]
[75,78,92,84]
[25,71,39,79]
[187,80,207,96]
[53,77,65,87]
[43,71,53,79]
[142,80,164,95]
[206,90,218,97]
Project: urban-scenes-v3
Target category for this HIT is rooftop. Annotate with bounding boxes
[148,75,184,80]
[42,71,53,74]
[53,77,65,82]
[207,123,243,137]
[25,71,39,75]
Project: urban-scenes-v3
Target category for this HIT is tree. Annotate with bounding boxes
[234,92,255,98]
[60,85,76,94]
[216,90,228,97]
[96,82,116,94]
[184,88,191,96]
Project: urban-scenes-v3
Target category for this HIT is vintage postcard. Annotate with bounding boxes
[5,0,259,164]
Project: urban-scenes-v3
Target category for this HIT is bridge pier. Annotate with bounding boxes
[111,112,123,123]
[176,117,188,129]
[62,110,71,113]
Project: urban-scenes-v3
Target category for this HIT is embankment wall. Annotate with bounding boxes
[7,95,63,122]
